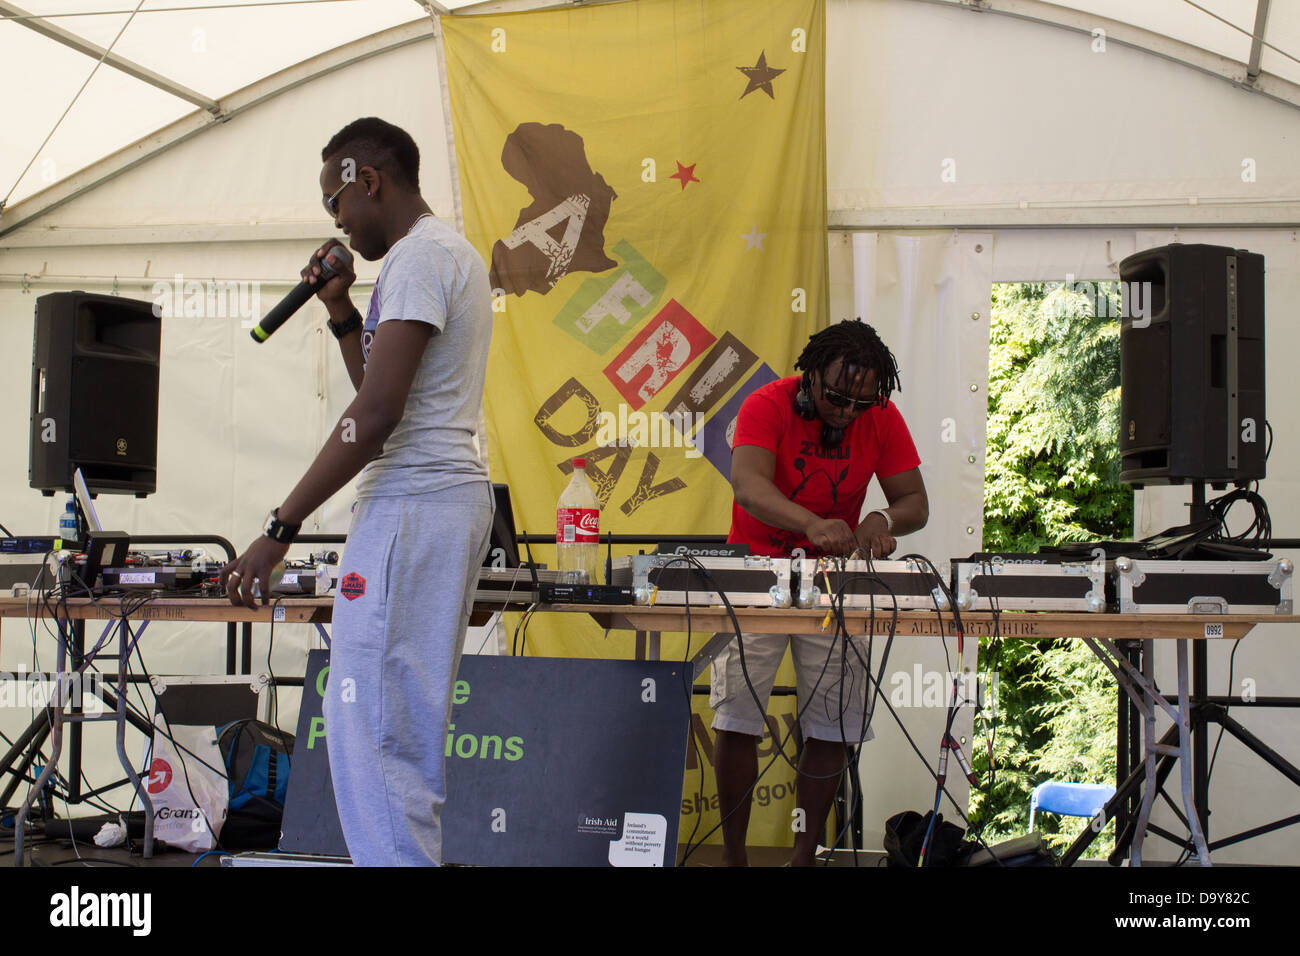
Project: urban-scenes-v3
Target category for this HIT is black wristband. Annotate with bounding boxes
[263,508,301,544]
[328,307,363,340]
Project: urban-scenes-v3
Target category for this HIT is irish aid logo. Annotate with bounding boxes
[341,572,367,602]
[147,758,172,794]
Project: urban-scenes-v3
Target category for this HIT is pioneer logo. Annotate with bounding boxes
[656,543,747,558]
[49,886,151,936]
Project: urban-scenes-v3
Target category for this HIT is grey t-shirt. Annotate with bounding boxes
[355,215,492,498]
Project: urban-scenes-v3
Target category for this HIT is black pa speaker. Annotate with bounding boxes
[29,291,161,496]
[1118,244,1265,487]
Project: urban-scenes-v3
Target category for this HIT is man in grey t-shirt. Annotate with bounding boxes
[221,118,493,865]
[354,213,490,498]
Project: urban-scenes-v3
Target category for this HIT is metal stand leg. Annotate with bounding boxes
[690,631,737,680]
[1176,640,1211,866]
[0,714,53,810]
[1077,637,1213,866]
[13,617,68,866]
[1132,640,1158,865]
[115,620,154,858]
[1116,648,1129,838]
[11,615,163,865]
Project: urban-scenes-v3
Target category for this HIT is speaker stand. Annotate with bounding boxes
[1063,481,1300,865]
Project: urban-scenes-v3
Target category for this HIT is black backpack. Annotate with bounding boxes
[216,719,295,851]
[883,810,970,867]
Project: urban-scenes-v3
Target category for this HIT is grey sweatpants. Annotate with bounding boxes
[324,482,493,866]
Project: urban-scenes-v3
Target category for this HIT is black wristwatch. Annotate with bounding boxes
[328,308,363,340]
[263,508,302,544]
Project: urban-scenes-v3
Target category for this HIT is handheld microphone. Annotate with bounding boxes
[250,244,355,343]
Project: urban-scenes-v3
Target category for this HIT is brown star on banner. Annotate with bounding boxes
[670,161,700,190]
[737,51,785,100]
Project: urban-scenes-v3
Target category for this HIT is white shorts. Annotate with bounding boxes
[709,632,877,743]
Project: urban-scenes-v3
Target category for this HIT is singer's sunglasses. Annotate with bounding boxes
[323,180,352,217]
[821,383,881,412]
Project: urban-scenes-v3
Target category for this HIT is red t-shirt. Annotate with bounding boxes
[728,376,921,557]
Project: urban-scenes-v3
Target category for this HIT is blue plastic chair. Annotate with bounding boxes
[1029,781,1115,831]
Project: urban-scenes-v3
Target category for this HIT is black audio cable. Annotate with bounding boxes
[1206,487,1272,549]
[673,550,1002,866]
[821,552,898,865]
[676,555,858,864]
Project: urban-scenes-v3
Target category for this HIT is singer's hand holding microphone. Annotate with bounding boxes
[249,240,357,342]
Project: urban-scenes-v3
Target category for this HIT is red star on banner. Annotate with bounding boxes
[669,161,700,191]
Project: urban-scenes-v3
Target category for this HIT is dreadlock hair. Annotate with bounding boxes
[794,319,902,406]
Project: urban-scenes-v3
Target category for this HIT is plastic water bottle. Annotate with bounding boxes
[556,457,600,584]
[58,497,78,544]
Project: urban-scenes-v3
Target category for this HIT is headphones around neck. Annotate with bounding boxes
[793,372,845,448]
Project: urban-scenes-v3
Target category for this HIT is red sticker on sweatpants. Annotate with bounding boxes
[341,572,366,601]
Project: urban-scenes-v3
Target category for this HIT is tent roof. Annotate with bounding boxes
[0,0,465,215]
[0,0,1295,222]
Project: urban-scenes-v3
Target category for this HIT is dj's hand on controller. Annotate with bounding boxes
[219,536,290,609]
[803,517,859,556]
[855,511,898,559]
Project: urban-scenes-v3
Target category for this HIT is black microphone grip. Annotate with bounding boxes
[250,243,354,343]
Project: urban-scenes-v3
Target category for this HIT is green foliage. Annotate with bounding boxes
[967,282,1131,859]
[983,281,1132,550]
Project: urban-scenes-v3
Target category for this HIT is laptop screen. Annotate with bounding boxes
[487,483,520,568]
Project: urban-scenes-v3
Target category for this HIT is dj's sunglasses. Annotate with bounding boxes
[821,383,881,412]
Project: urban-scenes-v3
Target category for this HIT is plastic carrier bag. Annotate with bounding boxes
[146,716,228,853]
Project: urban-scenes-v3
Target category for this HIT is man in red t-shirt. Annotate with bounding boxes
[713,320,929,866]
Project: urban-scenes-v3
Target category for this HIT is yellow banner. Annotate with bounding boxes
[441,0,828,613]
[443,3,827,847]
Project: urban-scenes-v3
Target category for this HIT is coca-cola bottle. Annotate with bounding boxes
[556,457,600,583]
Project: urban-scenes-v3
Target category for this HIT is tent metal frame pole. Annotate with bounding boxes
[1247,0,1272,84]
[911,0,1300,114]
[0,20,434,239]
[0,1,219,113]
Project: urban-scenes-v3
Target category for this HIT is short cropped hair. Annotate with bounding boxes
[321,117,420,190]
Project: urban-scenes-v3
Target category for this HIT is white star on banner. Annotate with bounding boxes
[741,224,766,251]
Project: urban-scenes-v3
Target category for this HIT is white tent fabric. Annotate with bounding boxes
[0,0,439,211]
[827,0,1300,230]
[850,230,992,838]
[4,0,1300,219]
[852,231,992,567]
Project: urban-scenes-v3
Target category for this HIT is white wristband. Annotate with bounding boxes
[868,509,894,533]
